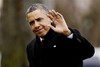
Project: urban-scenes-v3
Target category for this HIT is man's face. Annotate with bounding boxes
[27,9,51,37]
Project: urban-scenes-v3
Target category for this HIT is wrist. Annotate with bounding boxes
[63,29,72,36]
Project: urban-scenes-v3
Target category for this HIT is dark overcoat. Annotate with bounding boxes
[26,28,94,67]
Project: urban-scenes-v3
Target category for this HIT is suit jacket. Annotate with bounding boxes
[26,28,94,67]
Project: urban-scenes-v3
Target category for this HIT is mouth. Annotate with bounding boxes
[35,28,44,33]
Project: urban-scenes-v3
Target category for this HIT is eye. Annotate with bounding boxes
[29,21,34,25]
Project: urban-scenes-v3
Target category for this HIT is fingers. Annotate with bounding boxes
[48,23,57,32]
[47,10,62,21]
[56,12,63,19]
[47,12,54,22]
[49,10,58,18]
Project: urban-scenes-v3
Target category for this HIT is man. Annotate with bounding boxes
[26,3,94,67]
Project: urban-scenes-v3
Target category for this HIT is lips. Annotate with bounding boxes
[35,28,44,33]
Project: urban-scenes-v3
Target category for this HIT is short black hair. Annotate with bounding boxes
[26,3,49,14]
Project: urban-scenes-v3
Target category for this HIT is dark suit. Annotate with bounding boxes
[26,28,94,67]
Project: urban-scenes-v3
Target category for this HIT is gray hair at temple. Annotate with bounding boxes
[26,3,49,14]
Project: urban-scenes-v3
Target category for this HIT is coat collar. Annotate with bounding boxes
[36,29,58,44]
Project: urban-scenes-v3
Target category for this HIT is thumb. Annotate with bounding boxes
[48,24,56,31]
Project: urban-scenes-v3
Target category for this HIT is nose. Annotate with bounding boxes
[34,22,40,28]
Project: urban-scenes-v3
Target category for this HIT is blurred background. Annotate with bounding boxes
[0,0,100,67]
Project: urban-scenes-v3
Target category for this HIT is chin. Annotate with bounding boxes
[37,31,48,37]
[38,33,46,37]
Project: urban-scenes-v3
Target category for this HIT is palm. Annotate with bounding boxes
[47,10,70,35]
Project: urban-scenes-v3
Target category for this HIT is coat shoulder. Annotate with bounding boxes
[27,38,36,50]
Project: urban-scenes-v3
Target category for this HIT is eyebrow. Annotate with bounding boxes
[35,17,43,20]
[29,17,43,23]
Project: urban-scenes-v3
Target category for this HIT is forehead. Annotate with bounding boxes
[27,9,47,19]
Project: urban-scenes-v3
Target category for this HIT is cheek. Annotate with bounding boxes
[44,26,50,33]
[30,25,35,31]
[41,20,51,26]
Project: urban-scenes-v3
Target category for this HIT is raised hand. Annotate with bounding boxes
[47,10,71,36]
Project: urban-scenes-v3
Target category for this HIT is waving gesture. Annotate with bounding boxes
[47,10,71,36]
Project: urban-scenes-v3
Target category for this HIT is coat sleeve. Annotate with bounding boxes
[26,43,34,67]
[70,28,95,60]
[26,39,38,67]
